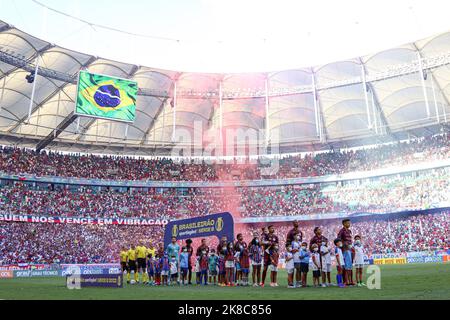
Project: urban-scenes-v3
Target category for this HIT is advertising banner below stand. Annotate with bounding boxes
[164,212,234,247]
[14,269,60,278]
[60,264,121,276]
[66,274,124,288]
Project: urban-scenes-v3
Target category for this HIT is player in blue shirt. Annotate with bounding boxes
[299,242,310,287]
[199,250,209,285]
[167,237,180,283]
[154,253,162,286]
[167,237,180,260]
[208,249,219,285]
[179,246,190,285]
[161,252,170,286]
[146,253,156,286]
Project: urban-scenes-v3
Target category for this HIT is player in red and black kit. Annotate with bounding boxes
[309,227,328,285]
[234,233,248,286]
[309,227,328,251]
[261,225,279,287]
[286,220,303,246]
[270,244,280,286]
[195,238,210,284]
[196,238,210,257]
[240,245,250,286]
[216,236,228,255]
[199,249,209,285]
[216,236,228,286]
[225,241,235,286]
[337,219,355,285]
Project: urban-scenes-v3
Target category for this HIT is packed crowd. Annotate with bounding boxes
[1,211,447,266]
[1,166,447,219]
[0,223,164,265]
[0,183,234,220]
[0,133,448,181]
[318,168,450,215]
[271,133,450,179]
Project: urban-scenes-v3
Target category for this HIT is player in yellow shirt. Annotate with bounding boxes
[127,243,138,283]
[146,242,156,285]
[136,240,148,284]
[147,242,156,259]
[119,246,129,283]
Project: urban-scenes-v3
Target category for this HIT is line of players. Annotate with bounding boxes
[119,219,366,288]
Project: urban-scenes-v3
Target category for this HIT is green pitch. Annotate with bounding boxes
[0,263,448,300]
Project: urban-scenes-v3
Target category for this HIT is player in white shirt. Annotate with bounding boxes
[284,244,295,288]
[310,244,321,287]
[334,238,345,288]
[291,235,302,288]
[194,257,201,284]
[169,257,178,285]
[353,235,366,287]
[320,240,332,287]
[233,250,242,286]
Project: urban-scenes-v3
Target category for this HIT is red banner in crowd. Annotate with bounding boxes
[0,213,169,226]
[0,264,49,271]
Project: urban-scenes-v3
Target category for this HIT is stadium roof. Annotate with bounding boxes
[0,19,449,156]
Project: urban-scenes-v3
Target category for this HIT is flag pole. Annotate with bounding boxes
[75,117,80,134]
[171,79,177,143]
[0,76,5,112]
[26,55,40,124]
[124,124,129,140]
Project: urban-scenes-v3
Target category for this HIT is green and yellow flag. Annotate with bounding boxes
[75,71,138,122]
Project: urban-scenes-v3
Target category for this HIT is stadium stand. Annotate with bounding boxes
[1,211,447,264]
[0,166,448,219]
[0,133,448,181]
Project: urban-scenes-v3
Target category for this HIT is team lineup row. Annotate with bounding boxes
[119,220,364,288]
[1,211,447,265]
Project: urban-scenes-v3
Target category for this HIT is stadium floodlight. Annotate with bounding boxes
[25,73,35,84]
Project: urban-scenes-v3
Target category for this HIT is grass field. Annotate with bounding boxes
[0,263,448,300]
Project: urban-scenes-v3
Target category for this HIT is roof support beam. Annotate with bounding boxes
[367,84,395,138]
[1,49,169,99]
[430,72,450,123]
[140,77,177,146]
[359,58,397,140]
[31,56,98,148]
[74,118,96,142]
[413,43,450,124]
[0,43,54,82]
[264,76,270,146]
[416,51,431,118]
[8,74,69,133]
[312,70,327,142]
[36,112,77,152]
[139,97,169,146]
[0,24,12,33]
[10,56,97,132]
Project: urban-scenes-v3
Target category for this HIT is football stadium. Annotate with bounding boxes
[0,0,449,303]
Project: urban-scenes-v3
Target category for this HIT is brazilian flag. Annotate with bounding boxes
[75,71,138,122]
